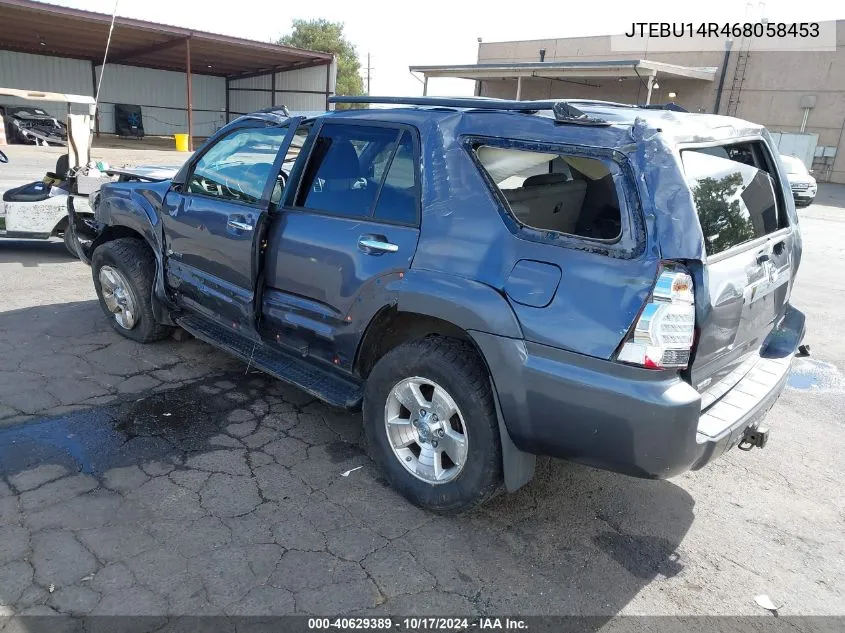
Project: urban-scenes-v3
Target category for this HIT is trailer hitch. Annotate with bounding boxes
[738,426,769,451]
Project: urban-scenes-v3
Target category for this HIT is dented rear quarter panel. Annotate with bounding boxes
[409,110,659,359]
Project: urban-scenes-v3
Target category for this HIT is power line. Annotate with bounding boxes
[94,0,119,111]
[364,52,373,95]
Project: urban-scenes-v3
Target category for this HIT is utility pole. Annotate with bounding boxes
[366,51,372,95]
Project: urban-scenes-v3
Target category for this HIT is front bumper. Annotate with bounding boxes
[791,186,817,202]
[471,304,805,479]
[66,195,98,264]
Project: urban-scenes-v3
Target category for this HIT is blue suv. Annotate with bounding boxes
[71,97,806,512]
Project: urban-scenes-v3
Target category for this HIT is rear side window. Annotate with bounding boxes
[682,144,783,256]
[294,123,419,225]
[296,124,397,217]
[373,132,417,224]
[475,145,624,241]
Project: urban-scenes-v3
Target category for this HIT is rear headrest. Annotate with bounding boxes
[319,139,361,180]
[523,173,571,187]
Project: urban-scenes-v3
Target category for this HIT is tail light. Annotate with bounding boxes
[617,265,695,369]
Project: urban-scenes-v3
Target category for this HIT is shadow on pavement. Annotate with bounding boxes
[0,238,77,266]
[0,300,242,421]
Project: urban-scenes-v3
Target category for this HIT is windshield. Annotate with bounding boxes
[781,155,809,176]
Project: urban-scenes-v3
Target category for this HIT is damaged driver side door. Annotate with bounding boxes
[161,117,304,333]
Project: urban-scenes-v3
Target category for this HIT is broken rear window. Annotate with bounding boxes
[474,145,623,241]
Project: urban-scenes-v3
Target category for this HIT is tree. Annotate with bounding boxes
[278,19,364,108]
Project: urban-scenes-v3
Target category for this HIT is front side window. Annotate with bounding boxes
[475,145,624,241]
[682,145,782,256]
[189,126,287,205]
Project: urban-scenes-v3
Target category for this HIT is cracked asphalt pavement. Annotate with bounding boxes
[0,152,843,618]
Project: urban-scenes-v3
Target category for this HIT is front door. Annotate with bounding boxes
[262,120,421,366]
[161,119,302,330]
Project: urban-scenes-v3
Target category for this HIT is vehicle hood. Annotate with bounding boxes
[106,165,182,181]
[785,172,817,186]
[9,111,60,123]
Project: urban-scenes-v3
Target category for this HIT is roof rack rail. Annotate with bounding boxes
[565,99,688,113]
[251,105,291,116]
[328,96,609,125]
[642,102,687,112]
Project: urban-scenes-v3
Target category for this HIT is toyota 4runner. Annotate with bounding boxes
[69,96,806,512]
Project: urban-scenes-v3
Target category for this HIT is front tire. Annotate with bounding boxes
[363,337,502,513]
[91,238,173,343]
[63,224,79,257]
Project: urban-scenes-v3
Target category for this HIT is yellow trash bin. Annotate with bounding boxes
[174,133,190,152]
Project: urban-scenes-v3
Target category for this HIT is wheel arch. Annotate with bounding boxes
[51,214,69,236]
[90,236,174,342]
[354,307,473,379]
[354,305,535,492]
[89,224,175,326]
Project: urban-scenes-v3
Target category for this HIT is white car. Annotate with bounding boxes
[780,154,817,207]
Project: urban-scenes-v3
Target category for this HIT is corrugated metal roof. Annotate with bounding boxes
[410,60,717,81]
[0,0,333,77]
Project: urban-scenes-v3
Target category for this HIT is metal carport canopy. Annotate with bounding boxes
[0,0,334,148]
[409,59,717,103]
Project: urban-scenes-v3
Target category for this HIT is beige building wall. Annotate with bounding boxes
[477,22,845,183]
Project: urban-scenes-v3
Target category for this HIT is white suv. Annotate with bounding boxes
[780,154,817,207]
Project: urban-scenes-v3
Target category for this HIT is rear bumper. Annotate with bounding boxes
[471,304,805,479]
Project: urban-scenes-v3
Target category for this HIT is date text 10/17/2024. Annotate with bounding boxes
[307,618,529,630]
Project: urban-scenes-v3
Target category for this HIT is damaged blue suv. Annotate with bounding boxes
[71,96,806,512]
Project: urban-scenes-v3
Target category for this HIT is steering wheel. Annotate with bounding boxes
[0,149,7,164]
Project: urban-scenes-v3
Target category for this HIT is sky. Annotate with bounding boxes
[44,0,844,97]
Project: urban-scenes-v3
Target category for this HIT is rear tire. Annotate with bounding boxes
[363,336,502,514]
[91,238,173,343]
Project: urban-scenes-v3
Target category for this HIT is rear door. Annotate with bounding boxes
[681,141,795,393]
[263,120,421,366]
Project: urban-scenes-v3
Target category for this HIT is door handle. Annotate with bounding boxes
[756,252,770,264]
[227,218,253,232]
[358,235,399,254]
